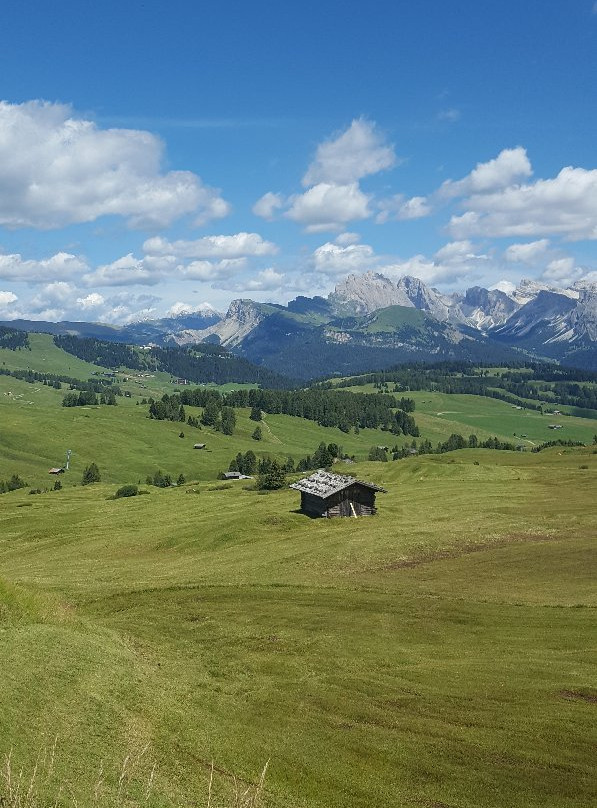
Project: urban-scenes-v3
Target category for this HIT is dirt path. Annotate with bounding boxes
[261,415,282,443]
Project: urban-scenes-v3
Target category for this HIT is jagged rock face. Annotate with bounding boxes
[492,290,577,342]
[458,286,520,330]
[329,272,413,315]
[570,286,597,342]
[170,299,267,347]
[395,276,457,322]
[510,278,580,306]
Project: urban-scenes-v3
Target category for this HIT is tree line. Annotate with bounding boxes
[325,361,597,414]
[171,386,419,434]
[0,365,119,395]
[54,335,293,388]
[0,326,29,350]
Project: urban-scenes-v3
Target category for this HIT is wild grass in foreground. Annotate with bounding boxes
[2,743,268,808]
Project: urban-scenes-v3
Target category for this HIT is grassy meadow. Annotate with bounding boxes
[344,384,597,445]
[1,445,596,806]
[1,344,596,807]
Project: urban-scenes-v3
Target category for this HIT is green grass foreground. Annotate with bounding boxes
[1,447,596,807]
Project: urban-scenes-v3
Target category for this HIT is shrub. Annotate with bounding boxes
[115,484,139,498]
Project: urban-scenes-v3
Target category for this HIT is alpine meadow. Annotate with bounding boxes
[1,3,597,806]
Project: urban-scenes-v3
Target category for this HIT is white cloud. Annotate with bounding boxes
[312,241,376,275]
[450,166,597,241]
[440,147,532,199]
[143,232,277,259]
[377,194,432,223]
[302,118,396,187]
[252,192,284,220]
[504,239,550,264]
[433,240,488,263]
[0,100,230,229]
[286,182,372,232]
[335,232,361,246]
[380,240,489,286]
[179,257,247,281]
[220,267,286,292]
[166,301,195,317]
[83,253,177,287]
[76,292,105,309]
[541,257,583,287]
[0,251,89,283]
[490,279,517,295]
[0,290,18,307]
[100,293,161,324]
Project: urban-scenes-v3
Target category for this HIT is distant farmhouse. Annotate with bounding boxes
[290,470,386,518]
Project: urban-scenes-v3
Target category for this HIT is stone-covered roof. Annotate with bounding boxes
[289,470,387,499]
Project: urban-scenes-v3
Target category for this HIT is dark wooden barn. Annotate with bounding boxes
[290,470,386,518]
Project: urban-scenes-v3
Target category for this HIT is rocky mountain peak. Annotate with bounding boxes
[329,272,412,315]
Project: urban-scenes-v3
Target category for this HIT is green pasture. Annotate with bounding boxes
[0,448,595,807]
[343,384,597,445]
[0,332,111,378]
[0,375,397,489]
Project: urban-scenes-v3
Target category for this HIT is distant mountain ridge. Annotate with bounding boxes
[2,272,596,377]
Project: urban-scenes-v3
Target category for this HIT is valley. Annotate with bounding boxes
[0,332,596,807]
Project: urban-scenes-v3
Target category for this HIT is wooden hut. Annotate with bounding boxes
[290,470,386,518]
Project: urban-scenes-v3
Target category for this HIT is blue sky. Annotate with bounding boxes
[1,0,596,323]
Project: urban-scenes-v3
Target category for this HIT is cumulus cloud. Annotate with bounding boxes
[540,257,583,287]
[380,241,489,286]
[76,292,105,309]
[217,267,286,292]
[490,279,517,295]
[99,293,161,324]
[504,239,550,264]
[312,241,377,275]
[302,118,396,186]
[286,183,372,232]
[179,257,247,281]
[23,282,162,323]
[377,194,432,223]
[255,120,398,232]
[0,100,230,229]
[449,166,597,241]
[252,192,285,220]
[143,232,278,259]
[440,147,533,199]
[335,232,361,246]
[0,251,89,283]
[83,253,178,287]
[0,290,18,308]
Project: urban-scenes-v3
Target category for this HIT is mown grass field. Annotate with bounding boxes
[0,374,401,489]
[1,344,596,806]
[1,446,595,807]
[344,384,597,445]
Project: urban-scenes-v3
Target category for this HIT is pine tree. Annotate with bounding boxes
[249,406,262,422]
[251,425,263,441]
[81,463,101,485]
[258,459,286,490]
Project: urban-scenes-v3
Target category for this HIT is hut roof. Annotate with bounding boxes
[289,470,387,498]
[48,467,64,474]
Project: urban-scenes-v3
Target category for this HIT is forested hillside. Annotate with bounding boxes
[54,334,294,387]
[328,361,597,413]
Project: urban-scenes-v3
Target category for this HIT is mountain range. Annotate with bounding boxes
[2,273,596,378]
